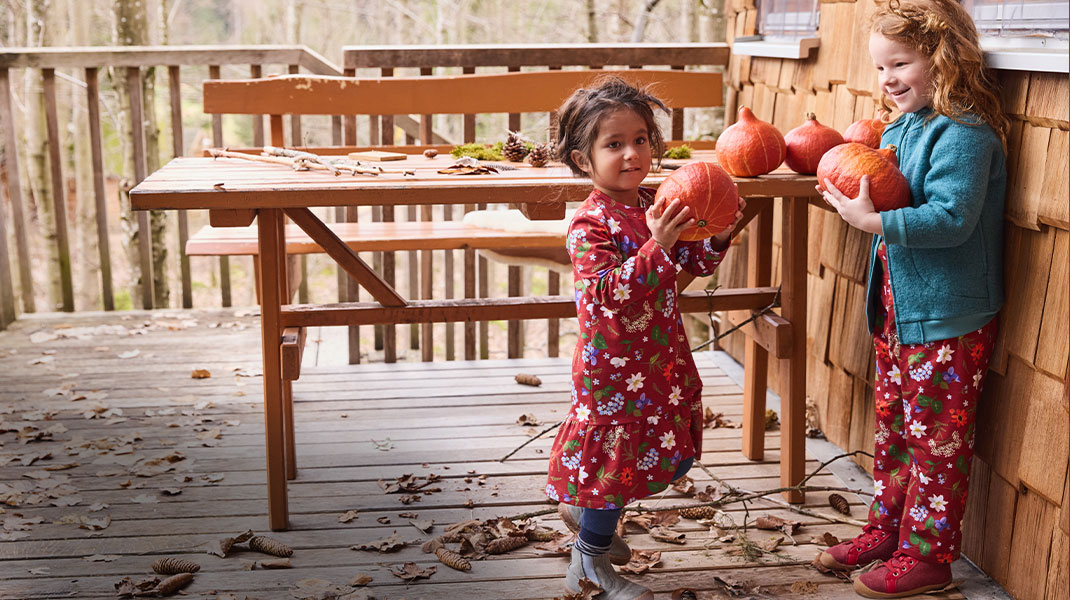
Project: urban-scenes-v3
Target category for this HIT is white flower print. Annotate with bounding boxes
[918,471,931,485]
[668,386,682,406]
[908,420,927,438]
[607,217,622,234]
[578,466,588,484]
[626,372,646,392]
[874,480,886,497]
[973,370,984,389]
[600,305,615,318]
[659,430,676,450]
[610,356,629,368]
[928,494,947,512]
[936,344,954,364]
[647,415,660,425]
[613,283,632,302]
[889,364,902,385]
[575,406,591,422]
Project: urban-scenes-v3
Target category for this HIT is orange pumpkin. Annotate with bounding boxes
[843,118,887,149]
[654,161,739,241]
[816,143,910,212]
[715,107,786,177]
[784,113,845,175]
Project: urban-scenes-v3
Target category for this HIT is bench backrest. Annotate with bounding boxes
[203,69,723,148]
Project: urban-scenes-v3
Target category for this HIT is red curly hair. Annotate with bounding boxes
[871,0,1009,150]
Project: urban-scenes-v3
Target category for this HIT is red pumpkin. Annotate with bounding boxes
[816,143,910,212]
[784,113,845,174]
[715,106,786,177]
[654,161,739,241]
[843,117,887,149]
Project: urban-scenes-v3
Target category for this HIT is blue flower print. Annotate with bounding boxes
[620,235,638,255]
[909,505,929,521]
[598,393,625,416]
[670,450,682,466]
[933,516,949,531]
[635,393,651,410]
[676,247,691,265]
[944,366,961,384]
[582,342,598,365]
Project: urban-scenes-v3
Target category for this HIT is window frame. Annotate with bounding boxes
[966,0,1070,72]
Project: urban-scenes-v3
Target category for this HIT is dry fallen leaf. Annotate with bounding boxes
[409,518,434,533]
[619,549,662,575]
[338,510,360,523]
[811,531,840,546]
[790,580,819,594]
[516,413,541,426]
[649,526,686,545]
[84,554,120,562]
[390,562,435,581]
[350,573,373,586]
[554,578,603,600]
[755,515,801,536]
[209,529,255,557]
[191,369,211,379]
[350,532,405,553]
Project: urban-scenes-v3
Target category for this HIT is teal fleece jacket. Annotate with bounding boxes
[866,108,1006,345]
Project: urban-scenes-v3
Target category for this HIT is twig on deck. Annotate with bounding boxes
[498,421,562,462]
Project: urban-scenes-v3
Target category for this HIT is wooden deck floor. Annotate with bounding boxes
[0,309,941,600]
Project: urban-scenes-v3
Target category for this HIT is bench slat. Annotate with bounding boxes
[186,221,565,256]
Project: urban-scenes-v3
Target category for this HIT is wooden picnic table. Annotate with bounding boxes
[131,149,820,530]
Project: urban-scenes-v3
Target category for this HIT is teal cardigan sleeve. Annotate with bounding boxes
[880,121,998,248]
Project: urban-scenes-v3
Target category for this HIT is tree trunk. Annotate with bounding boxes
[23,0,56,309]
[587,0,598,42]
[69,0,101,310]
[112,0,168,308]
[631,0,663,43]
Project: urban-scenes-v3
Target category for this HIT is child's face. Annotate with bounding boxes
[572,107,652,205]
[869,33,933,114]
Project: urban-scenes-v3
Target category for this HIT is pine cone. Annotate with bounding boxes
[502,132,528,162]
[525,142,552,168]
[486,534,528,554]
[153,572,194,596]
[679,505,717,520]
[435,547,472,571]
[828,493,851,515]
[248,535,294,557]
[151,557,201,575]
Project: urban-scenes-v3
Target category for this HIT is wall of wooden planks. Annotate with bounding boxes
[717,1,1068,598]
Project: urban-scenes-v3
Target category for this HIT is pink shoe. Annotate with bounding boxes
[818,524,896,571]
[853,551,952,598]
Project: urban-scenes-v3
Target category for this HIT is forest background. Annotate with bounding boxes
[0,1,727,360]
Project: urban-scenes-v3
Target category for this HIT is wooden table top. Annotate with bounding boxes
[130,150,820,211]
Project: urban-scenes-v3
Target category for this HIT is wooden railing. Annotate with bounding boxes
[0,43,729,362]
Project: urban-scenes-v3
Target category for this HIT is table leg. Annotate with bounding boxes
[257,208,290,529]
[277,213,297,481]
[742,200,772,460]
[779,198,808,504]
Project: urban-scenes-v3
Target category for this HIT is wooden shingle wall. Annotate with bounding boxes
[718,1,1068,597]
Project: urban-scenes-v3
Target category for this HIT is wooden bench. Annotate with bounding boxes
[198,68,725,363]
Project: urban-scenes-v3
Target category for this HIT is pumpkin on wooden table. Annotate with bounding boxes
[654,161,739,241]
[715,106,786,177]
[784,113,845,175]
[816,143,911,212]
[843,116,888,149]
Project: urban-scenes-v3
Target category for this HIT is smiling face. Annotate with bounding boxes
[869,32,934,114]
[571,107,652,207]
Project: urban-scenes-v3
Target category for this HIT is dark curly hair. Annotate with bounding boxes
[554,75,670,177]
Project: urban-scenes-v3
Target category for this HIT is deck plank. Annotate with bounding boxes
[0,309,922,600]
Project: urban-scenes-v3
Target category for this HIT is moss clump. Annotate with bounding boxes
[663,145,693,159]
[451,142,505,161]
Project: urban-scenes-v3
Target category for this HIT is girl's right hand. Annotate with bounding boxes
[647,197,695,251]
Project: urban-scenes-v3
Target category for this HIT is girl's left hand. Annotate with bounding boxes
[709,198,747,248]
[818,176,883,235]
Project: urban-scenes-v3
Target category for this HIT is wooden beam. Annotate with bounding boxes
[341,43,730,70]
[209,209,257,227]
[284,207,406,307]
[203,70,724,117]
[280,287,779,328]
[281,326,305,381]
[0,45,341,73]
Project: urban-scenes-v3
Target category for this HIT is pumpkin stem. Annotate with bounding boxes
[805,112,817,121]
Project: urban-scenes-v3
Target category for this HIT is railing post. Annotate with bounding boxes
[42,68,74,312]
[0,67,34,317]
[85,67,115,311]
[167,65,191,309]
[208,64,231,308]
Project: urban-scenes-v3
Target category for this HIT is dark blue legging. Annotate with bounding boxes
[576,456,694,553]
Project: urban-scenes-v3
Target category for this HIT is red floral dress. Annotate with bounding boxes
[545,188,728,509]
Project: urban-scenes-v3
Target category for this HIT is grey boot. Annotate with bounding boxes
[566,546,654,600]
[558,503,632,566]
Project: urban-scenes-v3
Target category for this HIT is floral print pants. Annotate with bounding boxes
[869,249,998,563]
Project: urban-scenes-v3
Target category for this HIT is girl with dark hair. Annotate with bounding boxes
[545,76,743,599]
